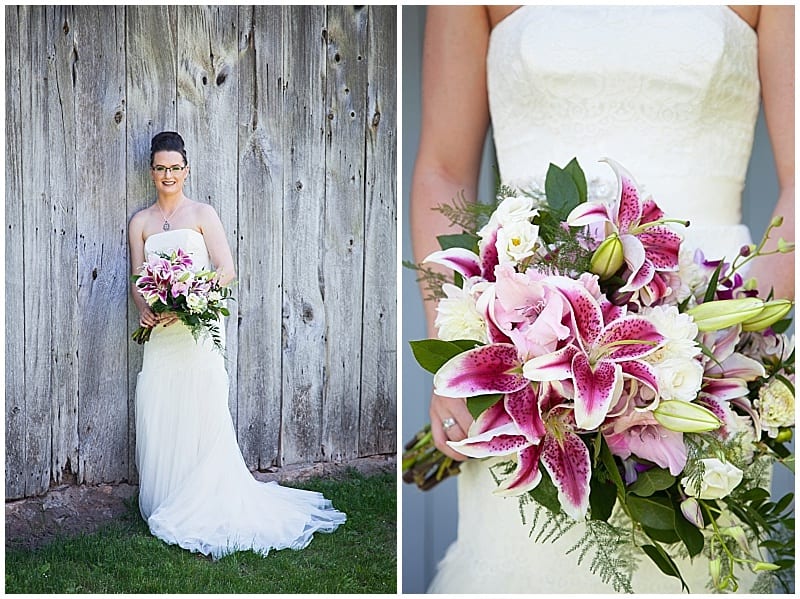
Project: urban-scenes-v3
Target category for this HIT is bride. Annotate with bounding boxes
[409,5,794,593]
[128,131,345,559]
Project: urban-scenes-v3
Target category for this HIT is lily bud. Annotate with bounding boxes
[720,525,749,553]
[709,558,723,589]
[777,237,795,253]
[680,497,704,528]
[770,215,784,228]
[753,561,781,572]
[590,233,625,280]
[653,400,721,433]
[686,298,764,332]
[743,277,759,291]
[741,299,793,332]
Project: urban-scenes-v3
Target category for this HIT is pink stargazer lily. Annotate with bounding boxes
[424,229,501,283]
[449,382,592,520]
[433,343,529,398]
[567,159,682,293]
[523,279,664,430]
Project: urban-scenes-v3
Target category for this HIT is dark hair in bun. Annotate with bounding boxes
[150,131,187,166]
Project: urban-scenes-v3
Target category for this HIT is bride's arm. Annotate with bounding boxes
[198,204,236,286]
[128,212,159,327]
[410,6,492,458]
[754,5,794,301]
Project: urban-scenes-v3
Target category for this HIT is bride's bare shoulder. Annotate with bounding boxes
[728,5,759,30]
[486,5,523,31]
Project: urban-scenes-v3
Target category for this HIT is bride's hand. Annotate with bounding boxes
[159,311,180,327]
[430,393,475,461]
[139,306,159,328]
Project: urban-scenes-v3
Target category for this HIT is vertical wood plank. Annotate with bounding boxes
[5,5,27,499]
[47,5,80,484]
[74,5,129,484]
[280,5,327,466]
[360,6,397,456]
[19,5,54,497]
[321,5,369,461]
[236,5,284,468]
[125,4,178,482]
[176,4,241,430]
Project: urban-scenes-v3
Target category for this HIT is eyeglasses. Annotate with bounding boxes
[152,165,187,176]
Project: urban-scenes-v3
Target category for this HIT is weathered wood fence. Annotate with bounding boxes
[5,5,396,500]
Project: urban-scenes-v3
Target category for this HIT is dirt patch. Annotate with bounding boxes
[6,455,395,551]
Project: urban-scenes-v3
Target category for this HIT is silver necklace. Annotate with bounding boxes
[156,199,184,231]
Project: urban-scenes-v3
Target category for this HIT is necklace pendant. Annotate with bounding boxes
[163,221,170,231]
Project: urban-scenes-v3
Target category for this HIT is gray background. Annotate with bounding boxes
[401,5,794,593]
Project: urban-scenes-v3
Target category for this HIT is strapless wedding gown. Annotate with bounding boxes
[429,6,761,594]
[136,228,345,559]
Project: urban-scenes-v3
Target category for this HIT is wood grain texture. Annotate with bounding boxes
[19,5,54,497]
[321,5,369,461]
[177,4,241,425]
[360,6,397,456]
[74,5,129,484]
[47,5,80,485]
[5,6,27,499]
[5,5,397,498]
[236,5,284,468]
[280,5,328,466]
[125,4,178,483]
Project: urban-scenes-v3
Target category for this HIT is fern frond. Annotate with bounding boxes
[402,260,449,302]
[566,519,637,593]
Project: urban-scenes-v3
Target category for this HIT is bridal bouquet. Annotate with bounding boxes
[131,248,233,352]
[404,158,795,592]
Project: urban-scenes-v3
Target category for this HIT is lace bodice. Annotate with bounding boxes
[145,228,211,271]
[488,5,759,231]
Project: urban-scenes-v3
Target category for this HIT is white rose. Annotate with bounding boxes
[186,293,208,314]
[754,378,795,438]
[654,357,704,402]
[208,290,223,303]
[496,220,540,265]
[435,283,489,344]
[478,195,538,239]
[681,458,743,500]
[643,305,700,359]
[675,247,709,303]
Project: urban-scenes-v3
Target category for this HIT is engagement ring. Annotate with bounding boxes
[442,417,456,431]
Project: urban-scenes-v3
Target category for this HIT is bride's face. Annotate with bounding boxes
[150,150,189,195]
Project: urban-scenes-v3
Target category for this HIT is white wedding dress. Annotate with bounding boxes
[429,6,762,594]
[136,228,345,559]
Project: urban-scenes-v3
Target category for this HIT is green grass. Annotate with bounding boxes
[5,470,396,594]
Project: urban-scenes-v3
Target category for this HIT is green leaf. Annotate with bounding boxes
[545,163,580,219]
[628,468,675,497]
[627,494,676,530]
[641,544,689,592]
[770,492,794,516]
[703,261,724,303]
[770,316,793,334]
[674,508,704,557]
[597,437,625,496]
[437,232,479,251]
[529,468,562,514]
[642,524,681,544]
[409,339,480,374]
[589,476,617,521]
[466,394,502,420]
[563,157,588,205]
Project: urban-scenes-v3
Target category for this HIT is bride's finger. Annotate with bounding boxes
[431,397,473,461]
